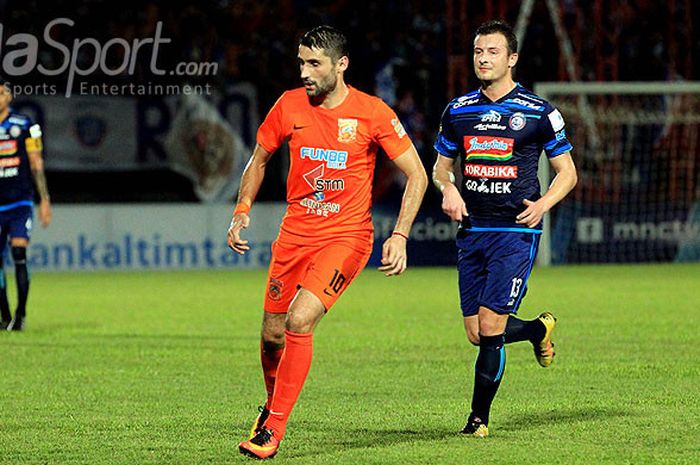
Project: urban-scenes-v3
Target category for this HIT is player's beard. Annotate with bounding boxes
[304,73,337,100]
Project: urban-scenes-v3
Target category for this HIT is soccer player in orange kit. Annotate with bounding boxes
[228,26,428,459]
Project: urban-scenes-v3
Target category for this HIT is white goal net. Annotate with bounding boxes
[535,82,700,264]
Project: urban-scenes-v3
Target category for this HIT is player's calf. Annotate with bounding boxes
[11,246,30,319]
[0,268,11,326]
[466,333,506,432]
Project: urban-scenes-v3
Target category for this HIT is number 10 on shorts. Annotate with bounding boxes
[324,269,346,296]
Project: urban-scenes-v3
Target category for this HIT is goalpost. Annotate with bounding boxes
[535,81,700,265]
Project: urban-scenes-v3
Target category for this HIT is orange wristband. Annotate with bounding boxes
[392,231,409,240]
[234,203,251,215]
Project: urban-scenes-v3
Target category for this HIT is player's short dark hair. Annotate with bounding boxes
[475,20,518,54]
[300,25,349,62]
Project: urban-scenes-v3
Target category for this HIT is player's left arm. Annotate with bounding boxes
[26,125,52,228]
[379,144,428,277]
[516,152,577,228]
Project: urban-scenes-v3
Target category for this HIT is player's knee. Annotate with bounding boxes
[467,330,480,346]
[261,311,286,346]
[285,311,314,334]
[261,327,285,348]
[11,246,27,265]
[478,316,505,337]
[478,321,497,336]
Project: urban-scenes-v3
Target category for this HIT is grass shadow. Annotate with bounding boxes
[236,406,634,459]
[500,405,633,431]
[281,426,457,459]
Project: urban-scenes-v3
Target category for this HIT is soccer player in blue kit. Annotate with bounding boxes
[0,82,52,331]
[432,21,577,437]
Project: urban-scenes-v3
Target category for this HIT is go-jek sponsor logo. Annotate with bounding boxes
[465,179,512,194]
[464,136,514,161]
[300,146,347,169]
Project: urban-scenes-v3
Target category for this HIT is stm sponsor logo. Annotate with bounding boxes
[302,164,345,192]
[315,178,344,191]
[464,136,514,161]
[464,164,518,179]
[465,179,512,194]
[300,147,347,169]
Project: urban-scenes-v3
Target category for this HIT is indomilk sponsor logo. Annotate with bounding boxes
[464,164,518,179]
[0,140,17,155]
[464,136,514,161]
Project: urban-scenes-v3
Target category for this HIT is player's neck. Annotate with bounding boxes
[317,81,349,109]
[480,78,516,102]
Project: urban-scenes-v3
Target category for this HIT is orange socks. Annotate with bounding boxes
[260,342,283,409]
[265,330,314,438]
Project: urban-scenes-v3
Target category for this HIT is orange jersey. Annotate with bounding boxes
[257,86,412,243]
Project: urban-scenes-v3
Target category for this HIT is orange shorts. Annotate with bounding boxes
[263,237,372,313]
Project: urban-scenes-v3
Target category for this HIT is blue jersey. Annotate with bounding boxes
[434,84,573,230]
[0,111,42,207]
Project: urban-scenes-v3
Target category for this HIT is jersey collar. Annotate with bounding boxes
[478,82,522,104]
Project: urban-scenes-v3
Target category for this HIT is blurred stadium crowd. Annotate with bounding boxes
[0,0,697,203]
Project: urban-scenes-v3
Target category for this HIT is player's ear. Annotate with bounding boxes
[336,55,349,72]
[508,52,519,68]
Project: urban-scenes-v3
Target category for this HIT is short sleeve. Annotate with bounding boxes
[256,94,288,153]
[433,104,460,158]
[370,99,412,159]
[539,105,573,158]
[25,123,43,152]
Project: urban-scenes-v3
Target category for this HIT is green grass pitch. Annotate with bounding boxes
[1,264,699,464]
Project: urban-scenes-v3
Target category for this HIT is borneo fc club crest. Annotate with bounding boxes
[268,278,283,301]
[337,118,358,143]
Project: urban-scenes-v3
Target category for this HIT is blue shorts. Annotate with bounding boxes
[0,203,34,244]
[457,229,541,316]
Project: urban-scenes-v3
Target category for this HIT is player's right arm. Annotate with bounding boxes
[227,143,274,255]
[432,102,467,222]
[26,123,52,228]
[433,154,467,221]
[228,92,288,255]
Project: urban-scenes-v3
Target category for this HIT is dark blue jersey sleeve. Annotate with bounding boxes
[538,104,573,158]
[434,104,460,158]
